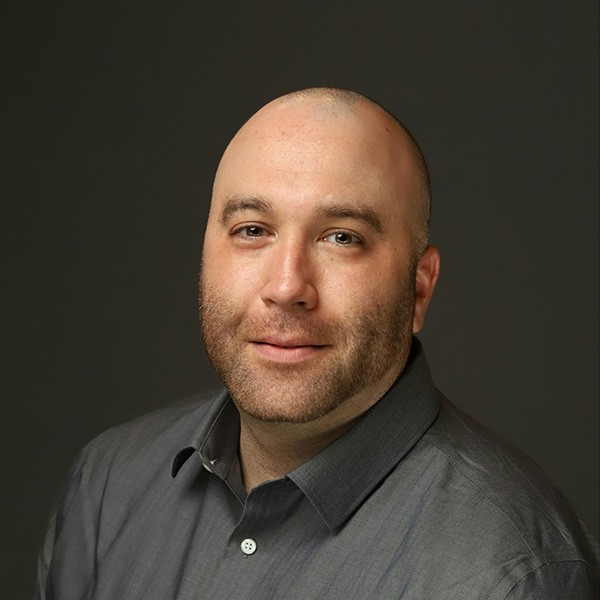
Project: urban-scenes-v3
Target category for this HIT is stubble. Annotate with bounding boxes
[199,270,416,424]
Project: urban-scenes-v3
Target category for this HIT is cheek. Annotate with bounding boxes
[202,250,261,311]
[317,266,380,317]
[331,258,405,296]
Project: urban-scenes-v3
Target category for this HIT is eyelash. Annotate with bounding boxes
[231,225,271,239]
[321,230,364,246]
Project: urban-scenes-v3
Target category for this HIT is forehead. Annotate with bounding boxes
[211,100,418,222]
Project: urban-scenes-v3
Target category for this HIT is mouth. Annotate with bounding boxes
[250,339,328,364]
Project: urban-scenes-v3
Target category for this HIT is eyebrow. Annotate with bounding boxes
[219,195,384,234]
[219,195,275,225]
[315,203,384,233]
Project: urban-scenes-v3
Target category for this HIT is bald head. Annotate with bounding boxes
[212,87,431,259]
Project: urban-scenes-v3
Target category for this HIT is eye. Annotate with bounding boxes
[322,230,364,246]
[232,225,269,238]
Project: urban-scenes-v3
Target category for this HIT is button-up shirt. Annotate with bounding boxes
[36,341,599,599]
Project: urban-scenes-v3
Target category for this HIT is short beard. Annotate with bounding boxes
[199,268,416,424]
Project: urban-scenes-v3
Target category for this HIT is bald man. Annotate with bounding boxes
[36,89,598,599]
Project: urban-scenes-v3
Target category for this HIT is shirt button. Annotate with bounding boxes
[240,538,257,555]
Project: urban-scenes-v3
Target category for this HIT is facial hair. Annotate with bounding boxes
[199,269,416,424]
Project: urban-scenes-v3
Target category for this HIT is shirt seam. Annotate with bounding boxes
[494,559,594,600]
[421,440,539,562]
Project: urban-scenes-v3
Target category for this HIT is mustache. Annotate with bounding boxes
[239,313,335,339]
[199,291,338,337]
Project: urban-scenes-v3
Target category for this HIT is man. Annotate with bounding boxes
[36,88,598,599]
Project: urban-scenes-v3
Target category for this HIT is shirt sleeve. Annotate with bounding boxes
[503,560,599,600]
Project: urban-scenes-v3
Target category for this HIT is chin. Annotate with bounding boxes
[230,385,347,424]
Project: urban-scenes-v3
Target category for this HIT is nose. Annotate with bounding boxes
[260,239,318,310]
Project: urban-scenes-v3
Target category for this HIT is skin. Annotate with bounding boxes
[200,92,440,491]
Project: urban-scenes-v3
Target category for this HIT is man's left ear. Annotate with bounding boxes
[412,246,440,333]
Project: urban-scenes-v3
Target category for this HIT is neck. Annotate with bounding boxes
[238,413,355,491]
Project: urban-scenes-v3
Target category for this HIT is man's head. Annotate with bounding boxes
[200,88,440,425]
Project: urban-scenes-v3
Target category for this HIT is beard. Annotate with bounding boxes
[199,269,416,424]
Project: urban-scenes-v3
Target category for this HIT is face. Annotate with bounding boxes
[200,99,437,424]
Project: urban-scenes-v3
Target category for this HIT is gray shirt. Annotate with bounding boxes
[36,341,599,599]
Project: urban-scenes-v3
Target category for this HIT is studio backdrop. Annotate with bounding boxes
[3,2,598,598]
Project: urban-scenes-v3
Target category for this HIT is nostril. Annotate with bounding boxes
[260,277,318,310]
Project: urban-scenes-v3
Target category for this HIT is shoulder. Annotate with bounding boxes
[502,560,599,599]
[37,389,226,596]
[90,389,220,446]
[86,389,221,454]
[68,389,225,500]
[418,394,599,596]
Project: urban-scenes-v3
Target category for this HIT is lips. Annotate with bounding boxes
[250,338,328,364]
[254,336,325,348]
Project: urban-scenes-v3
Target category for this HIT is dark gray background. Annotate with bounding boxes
[3,2,598,597]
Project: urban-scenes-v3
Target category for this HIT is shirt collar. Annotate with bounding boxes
[172,388,239,480]
[288,339,439,529]
[172,338,440,531]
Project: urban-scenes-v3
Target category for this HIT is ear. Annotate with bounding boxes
[412,246,440,333]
